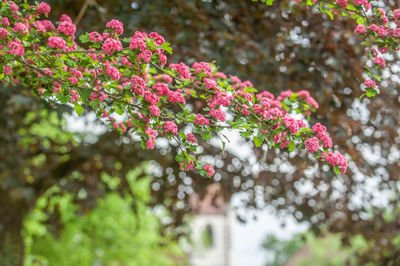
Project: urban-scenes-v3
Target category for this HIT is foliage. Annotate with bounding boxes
[262,232,370,266]
[23,168,185,266]
[262,234,304,266]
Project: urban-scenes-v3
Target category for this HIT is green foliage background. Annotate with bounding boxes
[23,169,185,266]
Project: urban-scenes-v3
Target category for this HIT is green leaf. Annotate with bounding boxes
[265,0,274,5]
[175,153,184,163]
[201,132,212,140]
[243,87,258,93]
[253,137,262,147]
[240,131,253,138]
[79,33,89,43]
[74,104,84,116]
[334,166,341,175]
[288,141,296,152]
[366,89,377,98]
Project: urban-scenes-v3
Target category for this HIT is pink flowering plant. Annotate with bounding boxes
[0,0,348,177]
[260,0,400,98]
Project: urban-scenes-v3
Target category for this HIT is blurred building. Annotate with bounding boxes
[190,183,233,266]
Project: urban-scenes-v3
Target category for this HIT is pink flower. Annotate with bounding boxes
[104,64,121,80]
[70,89,79,103]
[13,22,28,34]
[57,21,76,38]
[68,76,78,84]
[149,32,165,46]
[146,138,156,150]
[306,97,319,109]
[273,133,282,144]
[317,132,332,148]
[369,24,379,32]
[48,36,66,49]
[144,92,160,105]
[280,89,292,98]
[37,2,51,15]
[148,105,161,116]
[194,114,210,126]
[354,24,366,34]
[304,137,320,153]
[60,14,72,23]
[164,121,178,135]
[33,21,47,33]
[187,133,197,144]
[160,74,173,83]
[98,92,108,102]
[130,31,147,51]
[158,53,167,66]
[7,40,24,56]
[106,19,124,35]
[180,160,195,171]
[296,120,306,128]
[1,17,10,27]
[169,63,191,79]
[3,65,12,75]
[282,115,299,134]
[89,92,98,101]
[373,57,386,68]
[209,108,226,122]
[394,9,400,24]
[137,50,152,63]
[153,82,170,96]
[335,0,348,8]
[0,28,9,39]
[102,38,122,55]
[89,31,103,42]
[204,78,217,90]
[364,80,376,88]
[10,2,19,11]
[203,164,215,177]
[324,152,347,174]
[377,27,387,37]
[311,123,327,134]
[41,20,55,31]
[192,62,212,76]
[378,47,389,54]
[168,90,186,104]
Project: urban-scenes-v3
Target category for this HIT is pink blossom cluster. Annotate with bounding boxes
[169,63,191,79]
[373,57,386,68]
[7,40,24,56]
[304,137,320,153]
[105,64,121,80]
[164,121,178,135]
[203,164,215,177]
[180,160,195,171]
[106,19,124,35]
[130,31,147,51]
[89,31,103,42]
[37,2,51,16]
[47,36,66,49]
[149,32,165,46]
[56,21,76,38]
[102,38,122,55]
[0,28,9,39]
[323,152,348,174]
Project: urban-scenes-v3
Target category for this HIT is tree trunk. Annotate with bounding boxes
[0,196,26,266]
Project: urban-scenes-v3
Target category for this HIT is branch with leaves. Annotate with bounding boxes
[0,0,348,176]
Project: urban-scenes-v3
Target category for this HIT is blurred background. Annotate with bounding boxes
[1,0,400,265]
